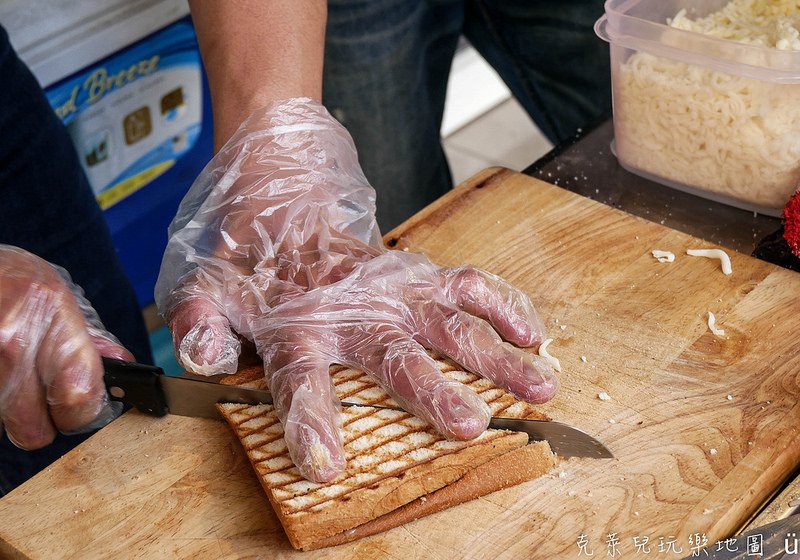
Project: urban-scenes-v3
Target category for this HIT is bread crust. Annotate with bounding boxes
[278,431,528,549]
[305,441,556,550]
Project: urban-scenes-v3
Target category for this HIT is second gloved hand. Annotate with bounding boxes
[155,98,558,483]
[0,246,131,450]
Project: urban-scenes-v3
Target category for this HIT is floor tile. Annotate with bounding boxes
[445,98,553,172]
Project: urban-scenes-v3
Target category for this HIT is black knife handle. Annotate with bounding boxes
[102,357,168,416]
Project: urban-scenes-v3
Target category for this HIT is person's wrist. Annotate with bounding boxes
[212,84,322,151]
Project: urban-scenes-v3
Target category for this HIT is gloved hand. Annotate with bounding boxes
[0,246,130,450]
[155,98,558,483]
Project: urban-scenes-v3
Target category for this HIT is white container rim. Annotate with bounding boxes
[595,0,800,84]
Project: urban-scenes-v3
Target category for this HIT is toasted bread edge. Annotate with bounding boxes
[281,430,529,549]
[302,440,556,550]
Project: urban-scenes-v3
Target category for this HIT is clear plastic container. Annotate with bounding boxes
[595,0,800,216]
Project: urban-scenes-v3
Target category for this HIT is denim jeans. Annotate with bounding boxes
[323,0,611,231]
[0,26,153,495]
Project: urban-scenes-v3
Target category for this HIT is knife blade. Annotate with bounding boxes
[102,357,613,459]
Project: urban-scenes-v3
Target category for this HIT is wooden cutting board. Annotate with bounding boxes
[1,168,799,559]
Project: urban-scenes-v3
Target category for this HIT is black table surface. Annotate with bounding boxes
[523,120,783,256]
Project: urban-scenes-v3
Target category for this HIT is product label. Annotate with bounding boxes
[45,21,203,209]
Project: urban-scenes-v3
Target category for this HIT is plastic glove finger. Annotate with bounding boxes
[169,293,241,376]
[267,351,345,483]
[60,398,124,435]
[56,308,126,432]
[39,304,113,434]
[418,307,558,404]
[349,327,490,440]
[442,267,545,348]
[0,315,55,449]
[89,334,135,362]
[1,370,56,450]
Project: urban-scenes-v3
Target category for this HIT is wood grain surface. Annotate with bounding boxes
[1,168,798,559]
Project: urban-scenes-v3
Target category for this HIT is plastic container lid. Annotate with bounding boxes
[596,0,800,83]
[0,0,190,87]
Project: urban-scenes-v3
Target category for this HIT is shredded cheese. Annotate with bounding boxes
[707,311,726,336]
[687,248,733,275]
[652,249,676,263]
[538,338,561,372]
[615,0,800,210]
[669,3,800,49]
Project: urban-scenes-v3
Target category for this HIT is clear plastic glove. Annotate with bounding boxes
[155,98,558,482]
[0,246,129,450]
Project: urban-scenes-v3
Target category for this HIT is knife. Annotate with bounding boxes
[102,357,613,459]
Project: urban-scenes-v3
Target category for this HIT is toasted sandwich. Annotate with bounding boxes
[217,357,557,550]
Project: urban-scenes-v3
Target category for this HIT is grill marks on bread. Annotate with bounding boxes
[223,358,548,421]
[218,403,520,514]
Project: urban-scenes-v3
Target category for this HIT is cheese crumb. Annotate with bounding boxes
[709,448,718,455]
[608,419,616,424]
[581,356,587,363]
[652,249,675,263]
[726,395,733,401]
[598,392,612,401]
[707,311,726,336]
[687,249,733,275]
[538,339,562,372]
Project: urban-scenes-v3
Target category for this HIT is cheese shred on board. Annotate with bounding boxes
[615,0,800,209]
[652,250,676,263]
[687,248,733,274]
[707,311,726,336]
[538,338,562,372]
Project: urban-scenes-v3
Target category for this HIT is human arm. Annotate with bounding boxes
[187,0,326,150]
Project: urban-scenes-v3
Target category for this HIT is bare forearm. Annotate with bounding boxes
[188,0,327,150]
